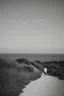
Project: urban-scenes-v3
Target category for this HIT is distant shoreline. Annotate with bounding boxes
[0,53,64,55]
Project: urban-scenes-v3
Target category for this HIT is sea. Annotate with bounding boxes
[0,53,64,61]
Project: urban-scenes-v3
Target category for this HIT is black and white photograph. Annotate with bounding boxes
[0,0,64,96]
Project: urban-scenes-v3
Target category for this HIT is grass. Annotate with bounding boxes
[0,57,64,96]
[0,58,41,96]
[16,58,64,80]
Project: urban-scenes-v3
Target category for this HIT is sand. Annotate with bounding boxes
[19,74,64,96]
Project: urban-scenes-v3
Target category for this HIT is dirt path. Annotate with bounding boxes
[19,75,64,96]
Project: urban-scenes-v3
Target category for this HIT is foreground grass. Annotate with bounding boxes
[0,58,41,96]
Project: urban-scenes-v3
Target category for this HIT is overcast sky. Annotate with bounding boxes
[0,0,64,53]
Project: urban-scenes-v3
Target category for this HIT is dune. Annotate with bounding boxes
[0,58,64,96]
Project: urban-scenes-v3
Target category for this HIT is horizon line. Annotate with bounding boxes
[0,53,64,55]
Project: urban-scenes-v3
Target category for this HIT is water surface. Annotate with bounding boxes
[0,54,64,61]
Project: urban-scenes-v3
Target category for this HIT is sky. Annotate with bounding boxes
[0,0,64,53]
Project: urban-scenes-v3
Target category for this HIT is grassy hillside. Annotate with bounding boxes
[0,58,41,96]
[0,58,64,96]
[16,58,64,80]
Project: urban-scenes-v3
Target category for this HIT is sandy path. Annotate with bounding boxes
[19,75,64,96]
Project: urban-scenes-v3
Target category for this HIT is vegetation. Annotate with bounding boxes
[16,58,30,65]
[40,61,64,79]
[16,58,64,80]
[0,57,64,96]
[0,58,41,96]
